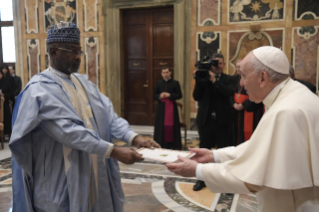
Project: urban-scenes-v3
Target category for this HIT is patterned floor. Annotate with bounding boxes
[0,134,259,212]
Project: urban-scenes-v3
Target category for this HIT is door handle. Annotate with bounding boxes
[160,62,167,65]
[133,63,140,66]
[143,84,149,87]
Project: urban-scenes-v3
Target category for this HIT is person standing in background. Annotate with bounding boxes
[192,53,235,191]
[289,65,316,94]
[153,66,182,150]
[9,65,22,97]
[0,65,15,141]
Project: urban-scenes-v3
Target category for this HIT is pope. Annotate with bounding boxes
[166,46,319,212]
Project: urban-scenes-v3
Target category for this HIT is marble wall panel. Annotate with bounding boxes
[197,0,220,26]
[83,0,99,31]
[228,0,285,23]
[25,0,39,34]
[43,0,77,32]
[228,30,283,75]
[84,37,100,89]
[294,0,319,20]
[292,27,319,85]
[27,39,41,80]
[196,32,221,60]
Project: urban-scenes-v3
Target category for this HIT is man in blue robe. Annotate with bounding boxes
[9,22,160,212]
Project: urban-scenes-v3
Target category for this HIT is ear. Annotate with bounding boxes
[49,46,57,59]
[260,71,269,88]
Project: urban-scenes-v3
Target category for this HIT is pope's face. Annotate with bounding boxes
[211,57,225,75]
[239,53,263,103]
[54,43,82,74]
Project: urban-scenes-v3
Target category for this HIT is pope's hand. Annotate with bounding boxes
[133,136,161,149]
[165,156,198,177]
[188,148,215,163]
[111,147,144,164]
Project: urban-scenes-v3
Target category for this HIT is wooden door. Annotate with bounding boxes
[123,7,174,125]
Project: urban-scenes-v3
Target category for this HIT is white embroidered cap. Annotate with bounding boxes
[252,46,289,74]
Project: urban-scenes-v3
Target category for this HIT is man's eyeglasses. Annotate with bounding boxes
[55,47,84,56]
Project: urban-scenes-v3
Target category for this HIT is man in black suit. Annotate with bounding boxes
[9,65,22,97]
[192,53,235,191]
[289,65,316,94]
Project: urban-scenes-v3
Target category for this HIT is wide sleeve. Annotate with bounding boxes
[216,146,238,162]
[10,82,113,175]
[225,106,317,189]
[99,93,136,145]
[201,163,252,194]
[169,81,182,100]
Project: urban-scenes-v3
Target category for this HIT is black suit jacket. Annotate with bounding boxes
[193,73,235,127]
[13,75,22,96]
[295,79,316,94]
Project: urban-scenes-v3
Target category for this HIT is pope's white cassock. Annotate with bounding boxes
[10,68,138,212]
[197,78,319,212]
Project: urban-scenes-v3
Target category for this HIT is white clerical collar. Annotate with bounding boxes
[49,66,70,79]
[164,77,171,82]
[263,78,290,110]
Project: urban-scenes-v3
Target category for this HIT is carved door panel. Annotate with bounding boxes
[123,7,174,125]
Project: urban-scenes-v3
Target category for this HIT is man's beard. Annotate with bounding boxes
[54,58,78,75]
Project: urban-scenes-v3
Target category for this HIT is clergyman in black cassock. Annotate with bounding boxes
[153,67,182,150]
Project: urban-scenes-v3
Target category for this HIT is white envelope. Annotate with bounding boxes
[136,148,195,163]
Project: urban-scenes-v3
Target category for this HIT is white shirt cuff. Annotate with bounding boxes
[213,150,221,163]
[104,143,114,159]
[128,133,139,146]
[196,163,204,181]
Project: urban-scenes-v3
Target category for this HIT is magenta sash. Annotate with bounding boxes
[161,98,174,142]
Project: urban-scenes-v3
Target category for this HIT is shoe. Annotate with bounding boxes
[193,180,206,191]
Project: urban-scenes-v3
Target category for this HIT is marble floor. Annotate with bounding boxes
[0,126,259,212]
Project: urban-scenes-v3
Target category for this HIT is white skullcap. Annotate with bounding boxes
[252,46,289,74]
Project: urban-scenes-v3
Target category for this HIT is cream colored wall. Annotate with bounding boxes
[14,0,319,128]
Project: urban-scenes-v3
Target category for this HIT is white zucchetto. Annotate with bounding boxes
[253,46,289,74]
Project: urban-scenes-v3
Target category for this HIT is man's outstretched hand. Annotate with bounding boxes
[133,136,161,149]
[111,147,144,164]
[188,148,215,163]
[165,156,198,177]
